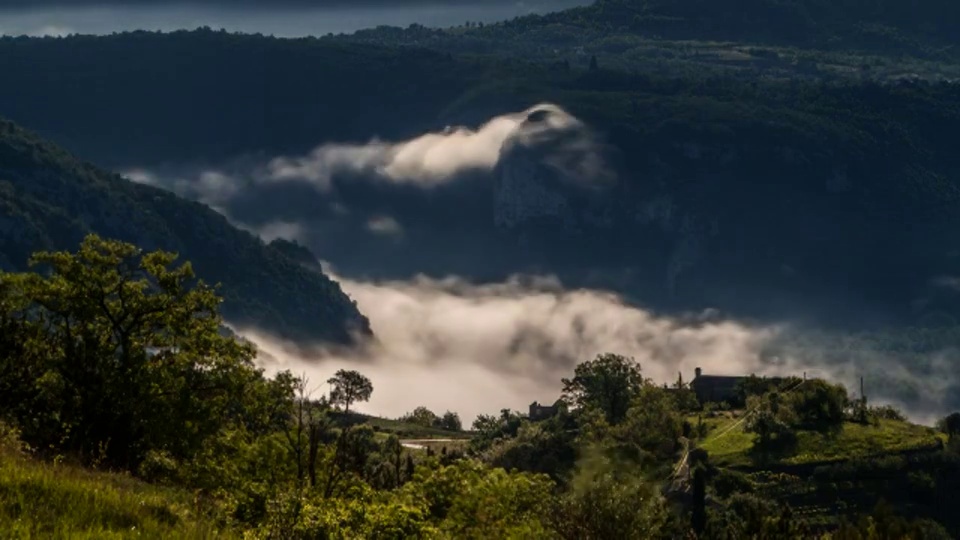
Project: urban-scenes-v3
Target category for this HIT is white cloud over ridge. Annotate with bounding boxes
[126,103,611,202]
[263,103,603,190]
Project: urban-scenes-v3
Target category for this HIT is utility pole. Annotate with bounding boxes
[858,376,868,424]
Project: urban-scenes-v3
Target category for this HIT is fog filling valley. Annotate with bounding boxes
[126,104,959,426]
[238,272,956,427]
[241,274,776,425]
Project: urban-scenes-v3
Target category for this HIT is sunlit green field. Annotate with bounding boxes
[689,414,945,468]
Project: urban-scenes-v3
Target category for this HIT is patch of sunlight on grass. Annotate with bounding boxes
[687,415,945,468]
[783,419,945,466]
[0,449,234,539]
[693,415,754,467]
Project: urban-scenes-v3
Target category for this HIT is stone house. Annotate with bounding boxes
[529,401,559,421]
[689,367,746,406]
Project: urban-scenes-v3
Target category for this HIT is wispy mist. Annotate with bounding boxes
[241,272,959,426]
[241,271,780,425]
[264,103,611,191]
[126,103,607,201]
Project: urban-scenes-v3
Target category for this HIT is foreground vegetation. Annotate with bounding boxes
[0,236,958,538]
[0,430,230,539]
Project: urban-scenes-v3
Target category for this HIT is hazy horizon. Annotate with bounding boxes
[0,0,590,37]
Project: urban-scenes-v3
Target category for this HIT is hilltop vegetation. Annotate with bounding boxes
[336,0,960,81]
[0,243,957,537]
[0,118,369,344]
[569,0,959,52]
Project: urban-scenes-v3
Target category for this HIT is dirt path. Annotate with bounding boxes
[400,438,465,450]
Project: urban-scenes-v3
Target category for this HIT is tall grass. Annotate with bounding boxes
[0,442,234,539]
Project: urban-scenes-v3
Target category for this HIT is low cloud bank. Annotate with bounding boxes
[125,102,610,202]
[237,271,959,427]
[241,273,776,425]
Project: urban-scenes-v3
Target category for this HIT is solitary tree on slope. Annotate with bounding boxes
[328,369,373,414]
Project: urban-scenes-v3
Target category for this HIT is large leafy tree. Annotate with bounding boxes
[0,234,262,470]
[328,370,373,414]
[561,353,645,424]
[783,379,849,434]
[744,392,798,457]
[611,384,684,464]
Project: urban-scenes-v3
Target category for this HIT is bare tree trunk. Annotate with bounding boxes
[307,421,320,488]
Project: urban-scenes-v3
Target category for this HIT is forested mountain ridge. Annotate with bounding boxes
[1,29,959,329]
[509,0,959,54]
[0,30,486,165]
[335,0,960,82]
[0,118,371,344]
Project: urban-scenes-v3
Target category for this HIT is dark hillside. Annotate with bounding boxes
[0,30,487,165]
[0,118,370,343]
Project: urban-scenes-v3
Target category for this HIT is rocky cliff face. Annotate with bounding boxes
[493,147,573,231]
[490,130,901,309]
[492,106,618,233]
[492,111,715,298]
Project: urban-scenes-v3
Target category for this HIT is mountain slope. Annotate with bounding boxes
[0,30,488,165]
[0,118,370,344]
[1,30,959,329]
